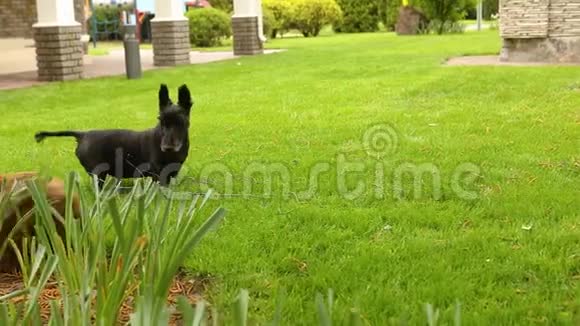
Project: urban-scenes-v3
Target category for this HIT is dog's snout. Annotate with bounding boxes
[161,142,182,152]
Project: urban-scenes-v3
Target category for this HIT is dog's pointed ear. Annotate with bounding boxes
[178,84,193,113]
[159,84,171,110]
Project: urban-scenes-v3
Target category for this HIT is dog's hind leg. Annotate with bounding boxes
[159,170,179,187]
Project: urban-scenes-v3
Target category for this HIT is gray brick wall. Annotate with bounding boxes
[232,16,263,56]
[0,0,86,38]
[500,0,580,39]
[151,20,191,66]
[548,0,580,37]
[34,25,83,81]
[0,0,37,38]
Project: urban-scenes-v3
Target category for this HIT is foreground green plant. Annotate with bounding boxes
[0,172,226,324]
[175,287,466,326]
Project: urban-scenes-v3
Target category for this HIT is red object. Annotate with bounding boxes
[135,9,142,42]
[185,0,211,9]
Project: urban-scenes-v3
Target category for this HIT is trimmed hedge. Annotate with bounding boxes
[378,0,401,31]
[262,0,295,38]
[88,4,132,40]
[411,0,474,22]
[262,7,276,39]
[292,0,343,37]
[185,8,232,47]
[482,0,499,20]
[209,0,234,13]
[333,0,380,33]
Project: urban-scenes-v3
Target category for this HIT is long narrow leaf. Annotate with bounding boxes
[233,289,249,326]
[316,292,332,326]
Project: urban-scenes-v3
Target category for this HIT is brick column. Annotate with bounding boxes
[499,0,580,63]
[232,0,264,55]
[0,0,37,38]
[34,26,83,81]
[151,0,191,67]
[151,20,191,66]
[33,0,83,81]
[232,17,263,55]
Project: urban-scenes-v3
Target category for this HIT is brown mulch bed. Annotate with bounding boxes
[0,271,212,325]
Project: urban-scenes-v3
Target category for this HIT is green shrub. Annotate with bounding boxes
[410,0,474,34]
[489,12,499,30]
[482,0,499,20]
[209,0,234,13]
[88,4,132,40]
[185,8,232,47]
[262,0,295,38]
[292,0,343,37]
[333,0,380,33]
[427,19,465,34]
[262,7,276,39]
[377,0,401,31]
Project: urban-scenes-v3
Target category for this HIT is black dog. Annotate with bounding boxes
[35,84,193,188]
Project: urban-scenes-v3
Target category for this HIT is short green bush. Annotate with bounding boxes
[292,0,343,37]
[377,0,401,31]
[408,0,473,34]
[185,8,232,47]
[262,7,276,40]
[88,4,132,40]
[427,19,465,34]
[333,0,380,33]
[209,0,234,13]
[262,0,295,38]
[482,0,499,19]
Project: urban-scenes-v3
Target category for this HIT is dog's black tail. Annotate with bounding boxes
[35,131,83,143]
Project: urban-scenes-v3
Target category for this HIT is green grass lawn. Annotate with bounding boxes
[1,30,579,324]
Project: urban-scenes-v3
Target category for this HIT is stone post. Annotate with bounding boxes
[499,0,580,63]
[151,0,191,66]
[232,0,264,55]
[33,0,83,81]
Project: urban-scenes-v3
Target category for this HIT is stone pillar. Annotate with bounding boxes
[151,0,190,66]
[499,0,580,63]
[0,0,37,38]
[33,0,83,81]
[232,0,264,55]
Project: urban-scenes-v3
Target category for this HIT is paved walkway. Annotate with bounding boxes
[0,38,283,90]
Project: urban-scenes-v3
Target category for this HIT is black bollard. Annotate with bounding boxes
[123,24,142,79]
